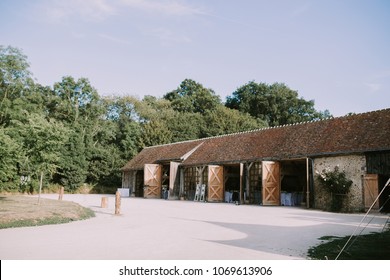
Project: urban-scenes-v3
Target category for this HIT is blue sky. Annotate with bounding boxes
[1,0,389,116]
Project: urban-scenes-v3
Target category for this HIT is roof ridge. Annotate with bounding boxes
[144,137,205,149]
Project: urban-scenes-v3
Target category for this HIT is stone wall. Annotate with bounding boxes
[313,154,366,212]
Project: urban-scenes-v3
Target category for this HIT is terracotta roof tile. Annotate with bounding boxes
[122,140,203,170]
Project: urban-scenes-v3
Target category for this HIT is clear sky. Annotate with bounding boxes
[1,0,389,117]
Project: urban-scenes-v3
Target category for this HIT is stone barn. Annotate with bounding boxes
[122,109,390,212]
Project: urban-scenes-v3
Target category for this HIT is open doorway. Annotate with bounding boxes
[224,164,241,203]
[134,170,144,197]
[280,160,307,207]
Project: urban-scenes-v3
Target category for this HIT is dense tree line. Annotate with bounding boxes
[0,46,330,193]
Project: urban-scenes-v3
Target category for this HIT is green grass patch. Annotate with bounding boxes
[308,229,390,260]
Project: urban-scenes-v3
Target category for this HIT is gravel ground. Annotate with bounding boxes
[0,194,387,260]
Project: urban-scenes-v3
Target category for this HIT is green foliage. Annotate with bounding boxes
[316,166,353,212]
[141,119,173,146]
[87,147,123,188]
[0,128,22,191]
[316,166,353,195]
[164,79,221,114]
[201,105,266,137]
[167,111,204,142]
[0,45,34,126]
[0,45,31,85]
[103,96,143,159]
[51,76,102,124]
[55,130,88,191]
[23,113,69,174]
[226,81,331,126]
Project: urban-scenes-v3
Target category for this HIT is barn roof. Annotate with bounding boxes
[122,140,204,170]
[122,108,390,170]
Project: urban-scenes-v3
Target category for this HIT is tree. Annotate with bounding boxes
[51,76,102,125]
[50,76,117,189]
[202,105,267,137]
[103,96,143,160]
[136,95,173,122]
[141,119,173,147]
[18,113,68,200]
[167,111,205,142]
[164,79,221,114]
[0,45,34,126]
[226,81,331,126]
[54,130,88,191]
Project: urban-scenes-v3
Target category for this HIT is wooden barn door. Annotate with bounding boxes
[208,165,224,202]
[262,161,281,206]
[363,174,379,210]
[144,164,162,198]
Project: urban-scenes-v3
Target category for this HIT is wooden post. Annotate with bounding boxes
[58,187,64,200]
[101,197,108,208]
[115,191,121,215]
[239,163,244,204]
[306,158,310,209]
[246,162,254,204]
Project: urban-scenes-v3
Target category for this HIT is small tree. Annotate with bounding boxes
[316,166,353,212]
[23,114,68,202]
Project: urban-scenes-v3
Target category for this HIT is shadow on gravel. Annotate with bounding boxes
[202,221,357,259]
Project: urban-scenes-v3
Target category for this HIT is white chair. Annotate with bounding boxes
[194,184,201,201]
[200,184,206,201]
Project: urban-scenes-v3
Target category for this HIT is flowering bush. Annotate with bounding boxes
[316,166,353,195]
[316,166,353,212]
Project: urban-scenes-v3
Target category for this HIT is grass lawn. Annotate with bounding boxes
[308,229,390,260]
[0,195,95,229]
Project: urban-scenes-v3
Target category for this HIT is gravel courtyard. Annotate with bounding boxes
[0,194,387,260]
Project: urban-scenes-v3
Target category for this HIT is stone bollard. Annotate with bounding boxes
[115,191,121,215]
[101,197,108,208]
[58,187,64,201]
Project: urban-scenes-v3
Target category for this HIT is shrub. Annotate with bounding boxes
[316,166,353,194]
[316,166,353,212]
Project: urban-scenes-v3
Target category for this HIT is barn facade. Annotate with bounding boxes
[122,109,390,212]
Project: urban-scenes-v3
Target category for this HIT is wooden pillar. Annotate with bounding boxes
[132,170,137,197]
[246,162,253,204]
[197,166,205,186]
[115,191,121,215]
[58,187,64,201]
[101,197,108,208]
[306,158,310,209]
[179,168,184,199]
[239,163,244,204]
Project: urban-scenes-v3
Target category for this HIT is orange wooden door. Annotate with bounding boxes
[363,174,379,210]
[144,164,162,198]
[208,165,224,202]
[262,161,281,206]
